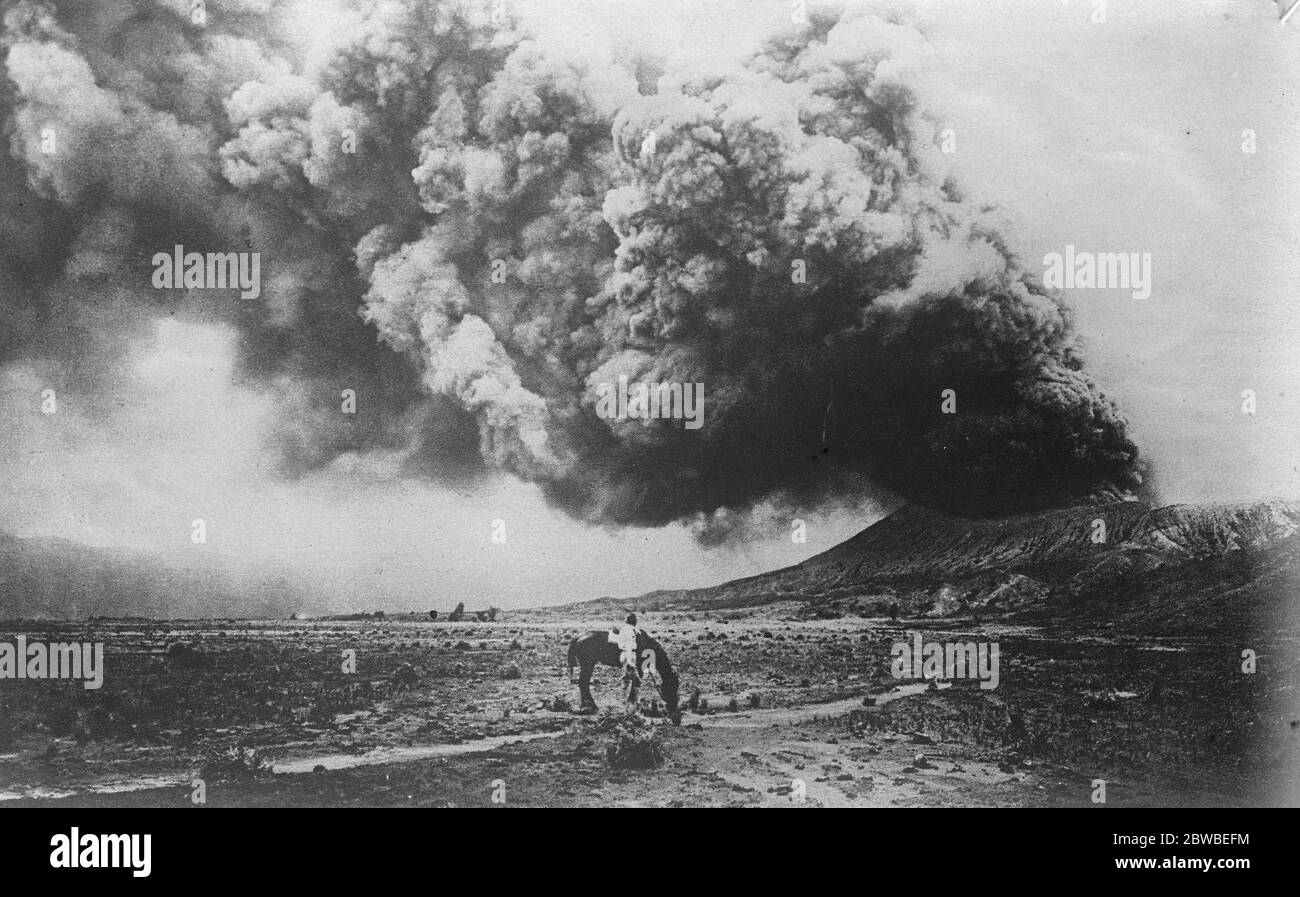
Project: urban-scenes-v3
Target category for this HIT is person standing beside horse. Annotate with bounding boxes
[612,613,640,702]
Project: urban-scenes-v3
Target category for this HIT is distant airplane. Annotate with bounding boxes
[1279,0,1300,25]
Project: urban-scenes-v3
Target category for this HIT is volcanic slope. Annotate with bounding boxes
[568,501,1300,632]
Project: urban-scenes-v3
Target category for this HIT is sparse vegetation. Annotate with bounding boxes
[600,710,665,770]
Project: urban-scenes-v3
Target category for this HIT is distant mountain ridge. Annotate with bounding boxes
[565,500,1300,629]
[5,500,1297,627]
[0,533,309,620]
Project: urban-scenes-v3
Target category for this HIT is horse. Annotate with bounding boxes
[566,629,679,716]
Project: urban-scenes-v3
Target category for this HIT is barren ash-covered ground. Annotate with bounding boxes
[3,499,1298,807]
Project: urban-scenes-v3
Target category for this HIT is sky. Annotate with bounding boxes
[1,0,1296,610]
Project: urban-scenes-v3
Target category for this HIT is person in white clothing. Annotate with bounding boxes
[613,612,639,667]
[612,613,640,701]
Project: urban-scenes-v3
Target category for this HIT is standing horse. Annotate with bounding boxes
[567,629,679,714]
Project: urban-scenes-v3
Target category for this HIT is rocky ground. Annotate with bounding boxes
[2,609,1296,807]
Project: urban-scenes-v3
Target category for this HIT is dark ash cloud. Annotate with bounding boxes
[0,0,1143,542]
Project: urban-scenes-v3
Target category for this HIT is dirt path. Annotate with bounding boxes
[0,687,924,802]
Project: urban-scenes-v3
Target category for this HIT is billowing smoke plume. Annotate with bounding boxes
[0,0,1142,540]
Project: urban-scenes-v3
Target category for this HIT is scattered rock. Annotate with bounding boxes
[392,663,419,689]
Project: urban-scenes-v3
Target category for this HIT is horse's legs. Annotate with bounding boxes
[579,662,597,710]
